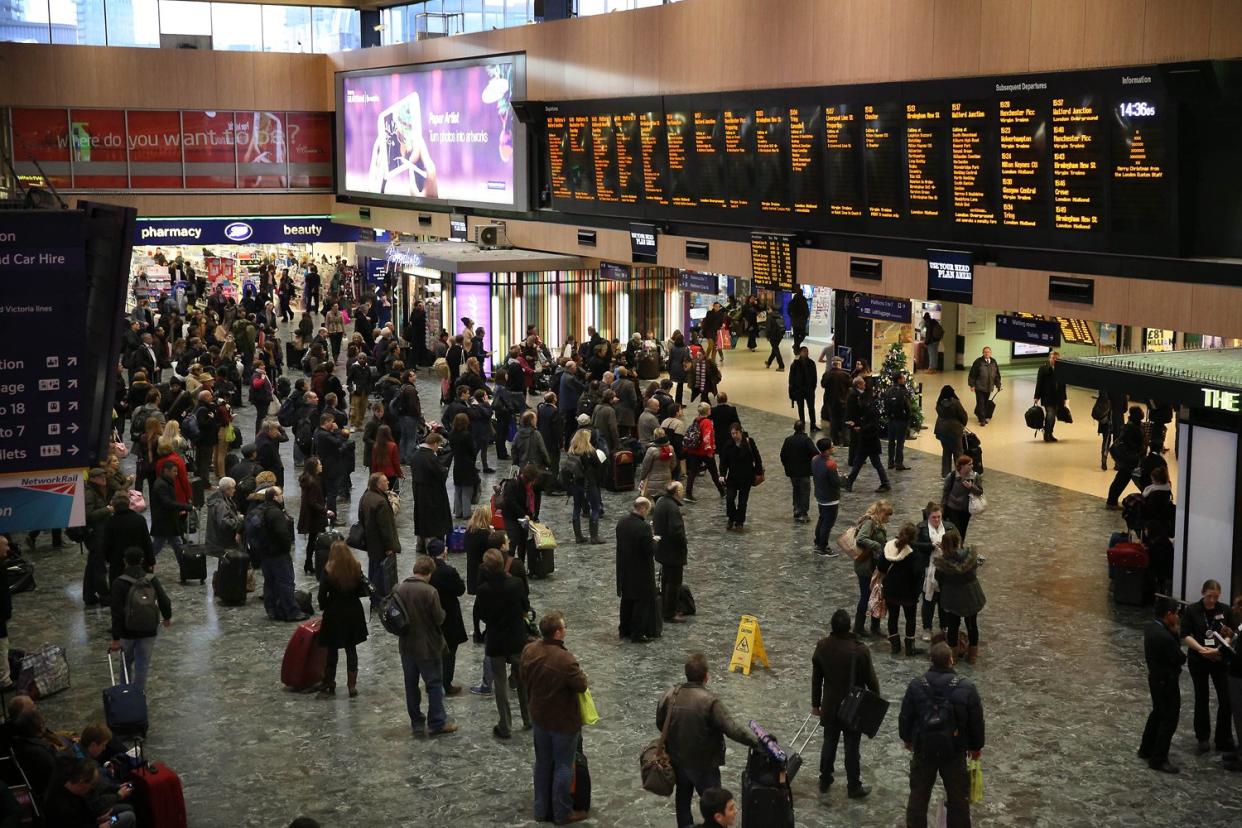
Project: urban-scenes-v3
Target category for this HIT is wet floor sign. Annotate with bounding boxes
[728,614,770,675]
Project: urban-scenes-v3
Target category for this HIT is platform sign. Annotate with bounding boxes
[854,293,911,323]
[728,614,770,675]
[0,211,89,475]
[995,313,1061,347]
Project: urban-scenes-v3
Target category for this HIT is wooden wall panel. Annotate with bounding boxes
[1142,0,1213,63]
[889,0,937,79]
[1191,283,1242,339]
[978,0,1033,74]
[1082,0,1147,68]
[1027,0,1087,71]
[658,236,750,276]
[76,193,333,216]
[973,265,1022,311]
[931,0,983,78]
[1210,0,1242,57]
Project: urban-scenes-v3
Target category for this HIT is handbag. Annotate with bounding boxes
[578,689,600,726]
[346,521,367,549]
[836,517,867,561]
[640,685,680,797]
[528,520,557,551]
[110,429,129,459]
[127,489,147,513]
[16,644,71,701]
[837,649,890,738]
[967,492,988,516]
[867,570,887,619]
[1056,405,1073,423]
[968,757,984,803]
[752,472,765,487]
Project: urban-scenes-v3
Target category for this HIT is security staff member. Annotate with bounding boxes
[1140,597,1186,773]
[1180,579,1236,754]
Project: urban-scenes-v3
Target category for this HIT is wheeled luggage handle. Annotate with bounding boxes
[788,712,814,752]
[107,650,131,686]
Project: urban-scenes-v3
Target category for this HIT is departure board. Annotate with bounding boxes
[750,232,797,290]
[998,97,1047,228]
[863,102,902,219]
[951,99,998,225]
[905,102,946,219]
[825,103,863,217]
[753,108,790,213]
[787,105,824,214]
[563,115,596,201]
[589,113,643,205]
[547,113,570,200]
[665,110,696,208]
[692,109,727,208]
[722,108,755,210]
[1111,98,1170,236]
[639,110,669,206]
[1051,95,1104,231]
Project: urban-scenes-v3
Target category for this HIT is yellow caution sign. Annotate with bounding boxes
[728,614,770,675]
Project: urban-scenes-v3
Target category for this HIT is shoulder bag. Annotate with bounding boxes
[967,492,988,516]
[837,648,889,739]
[640,685,681,797]
[836,517,867,561]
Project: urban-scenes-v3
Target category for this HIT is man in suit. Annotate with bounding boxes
[1141,596,1187,773]
[812,608,880,797]
[313,414,352,522]
[616,497,661,643]
[428,539,467,696]
[710,394,740,455]
[653,482,689,623]
[1033,350,1067,443]
[394,555,457,737]
[128,333,159,383]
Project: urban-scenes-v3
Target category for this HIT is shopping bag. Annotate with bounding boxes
[578,690,600,726]
[528,520,557,551]
[968,757,983,803]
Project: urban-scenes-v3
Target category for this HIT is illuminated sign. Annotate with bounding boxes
[1202,388,1242,413]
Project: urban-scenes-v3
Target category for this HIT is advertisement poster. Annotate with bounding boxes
[68,109,127,188]
[235,111,287,188]
[126,110,184,188]
[454,273,492,371]
[340,58,519,207]
[0,471,86,534]
[205,257,234,282]
[182,111,237,188]
[288,111,333,187]
[9,108,71,188]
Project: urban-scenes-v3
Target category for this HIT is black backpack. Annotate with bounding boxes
[276,395,299,427]
[927,319,944,343]
[916,676,961,759]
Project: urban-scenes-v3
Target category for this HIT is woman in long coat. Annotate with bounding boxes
[317,540,369,698]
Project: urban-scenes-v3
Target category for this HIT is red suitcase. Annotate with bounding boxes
[1107,541,1148,569]
[605,450,635,492]
[131,761,188,828]
[281,618,327,691]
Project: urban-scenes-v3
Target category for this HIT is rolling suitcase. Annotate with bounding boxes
[741,744,795,828]
[1113,566,1148,605]
[528,546,555,578]
[130,758,188,828]
[1108,541,1148,583]
[605,450,635,492]
[215,551,249,606]
[449,525,468,553]
[103,652,148,737]
[983,392,998,420]
[178,548,208,584]
[281,618,326,691]
[190,476,207,509]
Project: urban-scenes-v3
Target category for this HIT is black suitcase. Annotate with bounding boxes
[528,546,555,579]
[314,531,344,581]
[741,747,795,828]
[190,476,207,509]
[572,745,591,813]
[1113,566,1148,605]
[178,548,208,584]
[605,450,635,492]
[215,551,249,606]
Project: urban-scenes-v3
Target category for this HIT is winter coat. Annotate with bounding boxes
[410,445,452,539]
[684,416,717,458]
[788,356,817,399]
[1034,363,1067,406]
[359,489,400,561]
[150,477,190,538]
[615,512,657,600]
[934,546,986,617]
[934,396,969,443]
[205,488,242,555]
[779,432,817,478]
[639,442,678,496]
[854,516,886,577]
[878,539,921,605]
[719,435,761,486]
[651,494,687,567]
[430,558,468,648]
[968,357,1002,392]
[449,429,480,487]
[475,572,530,657]
[317,576,369,650]
[511,424,551,471]
[297,474,328,535]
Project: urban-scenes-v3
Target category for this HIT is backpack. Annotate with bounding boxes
[276,395,299,427]
[180,410,201,441]
[379,584,411,636]
[927,319,944,343]
[295,417,315,456]
[559,453,585,490]
[576,393,596,421]
[915,676,961,760]
[243,509,268,557]
[121,574,161,634]
[683,419,703,451]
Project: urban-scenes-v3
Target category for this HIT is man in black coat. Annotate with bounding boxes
[255,487,305,622]
[1141,597,1187,772]
[410,433,453,553]
[779,420,817,523]
[787,290,810,353]
[1033,350,1067,443]
[150,463,192,569]
[787,346,818,430]
[428,539,467,695]
[764,310,786,370]
[822,356,853,446]
[615,498,662,643]
[652,482,688,623]
[101,493,154,584]
[710,395,740,456]
[843,380,890,494]
[313,414,353,520]
[812,608,880,797]
[255,421,286,488]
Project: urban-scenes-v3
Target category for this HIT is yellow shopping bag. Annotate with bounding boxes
[578,690,600,726]
[967,757,983,803]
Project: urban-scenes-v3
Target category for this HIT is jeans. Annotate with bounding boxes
[532,725,579,823]
[151,534,184,564]
[491,653,530,734]
[887,419,908,467]
[571,483,602,521]
[454,484,475,519]
[400,652,446,731]
[926,340,940,371]
[820,721,861,787]
[260,554,299,620]
[120,636,157,690]
[790,476,811,518]
[906,752,970,828]
[674,765,721,828]
[1189,659,1233,748]
[1140,673,1180,765]
[794,395,817,427]
[855,570,871,631]
[1043,404,1058,439]
[814,503,839,551]
[725,483,751,526]
[847,450,889,487]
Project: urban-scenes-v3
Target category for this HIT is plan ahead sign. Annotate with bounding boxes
[927,248,974,298]
[995,313,1062,347]
[134,217,361,246]
[854,293,911,323]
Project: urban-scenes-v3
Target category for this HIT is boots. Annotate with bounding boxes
[966,645,978,665]
[952,637,968,660]
[853,610,867,637]
[589,519,605,545]
[870,617,881,637]
[889,635,901,655]
[347,670,358,698]
[905,638,923,657]
[572,517,586,545]
[317,671,335,698]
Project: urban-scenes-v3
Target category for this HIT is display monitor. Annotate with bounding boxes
[336,54,527,211]
[927,248,973,300]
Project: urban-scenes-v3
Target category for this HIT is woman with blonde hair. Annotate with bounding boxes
[316,541,369,698]
[136,416,164,496]
[852,499,893,637]
[464,505,495,595]
[566,427,605,544]
[160,419,188,456]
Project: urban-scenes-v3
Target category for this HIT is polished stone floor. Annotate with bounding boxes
[13,376,1241,827]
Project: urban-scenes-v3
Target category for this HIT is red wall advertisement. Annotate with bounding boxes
[6,107,332,191]
[205,256,235,282]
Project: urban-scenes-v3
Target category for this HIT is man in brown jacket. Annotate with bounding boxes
[521,611,589,825]
[811,608,880,798]
[359,473,400,608]
[394,556,456,737]
[657,653,759,828]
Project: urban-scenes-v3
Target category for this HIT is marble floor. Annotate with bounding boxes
[12,375,1236,827]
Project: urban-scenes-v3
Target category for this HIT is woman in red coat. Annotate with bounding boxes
[370,424,403,492]
[683,402,725,502]
[153,438,192,505]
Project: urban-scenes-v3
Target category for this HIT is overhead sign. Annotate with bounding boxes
[927,248,974,298]
[679,271,717,293]
[995,313,1062,347]
[600,262,630,281]
[728,614,770,676]
[0,211,89,474]
[854,293,911,323]
[1201,388,1242,413]
[750,231,797,290]
[133,217,360,246]
[629,222,658,264]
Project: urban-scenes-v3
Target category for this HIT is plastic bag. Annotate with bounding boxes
[578,690,600,726]
[968,757,983,803]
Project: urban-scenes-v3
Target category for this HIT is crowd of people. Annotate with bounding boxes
[2,264,1235,827]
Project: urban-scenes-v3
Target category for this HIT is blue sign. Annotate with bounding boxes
[135,217,361,246]
[927,249,974,297]
[680,272,718,293]
[0,211,89,473]
[854,293,911,323]
[995,314,1062,347]
[365,258,387,290]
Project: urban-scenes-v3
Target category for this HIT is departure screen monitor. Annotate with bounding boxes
[337,54,527,211]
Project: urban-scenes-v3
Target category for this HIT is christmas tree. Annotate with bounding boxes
[876,342,924,434]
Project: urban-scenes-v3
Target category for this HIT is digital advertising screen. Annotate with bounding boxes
[337,54,526,211]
